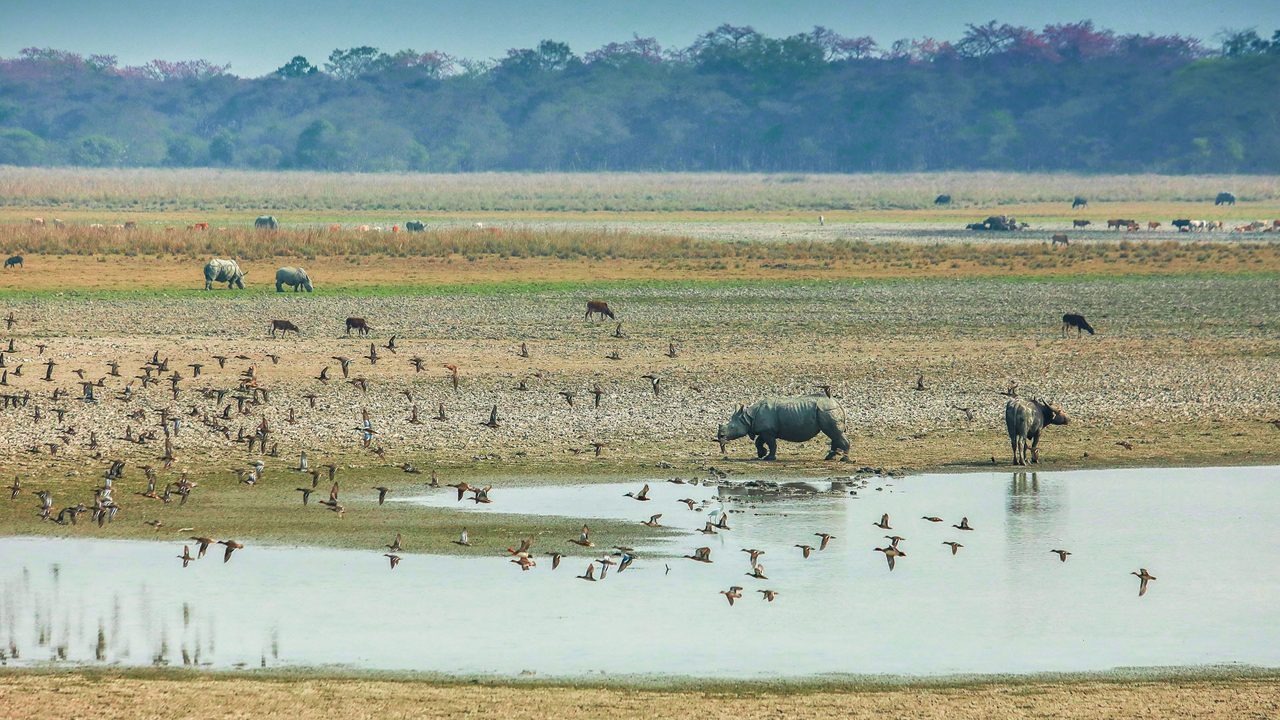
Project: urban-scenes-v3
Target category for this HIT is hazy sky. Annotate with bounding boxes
[3,0,1278,76]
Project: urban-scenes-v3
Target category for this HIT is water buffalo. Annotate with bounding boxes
[1062,313,1095,336]
[4,255,22,269]
[1005,398,1070,465]
[717,396,850,461]
[203,258,246,290]
[934,194,951,205]
[585,300,615,320]
[405,220,425,232]
[345,317,371,336]
[255,215,279,230]
[275,266,313,292]
[1215,192,1236,206]
[1072,196,1088,209]
[270,319,300,338]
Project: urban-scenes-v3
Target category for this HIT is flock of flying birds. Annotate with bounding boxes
[3,306,1157,601]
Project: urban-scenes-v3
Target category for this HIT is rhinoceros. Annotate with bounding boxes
[255,215,278,230]
[203,258,246,290]
[1005,398,1070,466]
[275,266,313,292]
[717,396,850,461]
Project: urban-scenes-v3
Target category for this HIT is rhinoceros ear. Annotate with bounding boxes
[737,404,745,414]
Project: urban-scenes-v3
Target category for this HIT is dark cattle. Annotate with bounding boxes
[1214,192,1236,206]
[4,255,22,269]
[1072,196,1088,209]
[1072,220,1091,228]
[585,300,615,321]
[934,194,951,205]
[1005,398,1070,466]
[345,317,371,337]
[270,320,300,338]
[1171,219,1193,230]
[1106,219,1135,230]
[255,215,279,230]
[405,221,425,232]
[1062,313,1095,336]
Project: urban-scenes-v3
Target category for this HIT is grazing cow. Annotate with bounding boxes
[1214,192,1236,206]
[123,221,137,230]
[1062,313,1095,336]
[270,319,300,338]
[1171,219,1192,231]
[255,215,278,230]
[193,222,209,231]
[328,224,341,232]
[585,300,615,321]
[1126,222,1140,232]
[29,218,44,227]
[1005,398,1070,466]
[1051,234,1069,246]
[1147,221,1161,230]
[51,219,65,228]
[1072,219,1091,228]
[934,194,951,205]
[345,317,371,337]
[203,258,246,290]
[405,220,426,232]
[1106,218,1135,230]
[1072,196,1088,209]
[4,255,23,269]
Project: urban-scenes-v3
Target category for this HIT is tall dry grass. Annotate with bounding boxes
[2,168,1279,213]
[0,224,1275,274]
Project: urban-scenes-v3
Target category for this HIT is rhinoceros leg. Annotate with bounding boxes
[824,429,850,460]
[756,435,777,461]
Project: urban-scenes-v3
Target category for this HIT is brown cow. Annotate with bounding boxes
[1147,221,1161,230]
[193,222,209,231]
[345,317,371,337]
[123,221,137,230]
[1051,234,1069,246]
[1106,218,1136,230]
[270,320,300,338]
[585,300,615,321]
[29,218,44,227]
[1072,220,1091,228]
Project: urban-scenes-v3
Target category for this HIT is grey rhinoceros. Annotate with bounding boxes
[203,258,246,290]
[275,266,313,292]
[717,396,850,461]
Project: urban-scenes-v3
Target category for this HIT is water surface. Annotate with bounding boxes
[2,465,1277,678]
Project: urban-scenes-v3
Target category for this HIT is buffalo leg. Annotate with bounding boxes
[1010,434,1021,465]
[1030,431,1041,464]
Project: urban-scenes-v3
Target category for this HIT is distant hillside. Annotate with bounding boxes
[1,23,1278,173]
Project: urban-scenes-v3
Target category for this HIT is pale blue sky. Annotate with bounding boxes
[3,0,1277,76]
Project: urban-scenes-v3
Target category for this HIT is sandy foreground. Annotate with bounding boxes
[1,672,1278,719]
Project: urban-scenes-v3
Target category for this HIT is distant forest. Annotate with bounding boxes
[1,22,1279,173]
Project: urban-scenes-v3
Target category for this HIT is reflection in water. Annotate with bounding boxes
[2,465,1280,678]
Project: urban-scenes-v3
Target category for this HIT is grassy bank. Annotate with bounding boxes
[1,667,1277,719]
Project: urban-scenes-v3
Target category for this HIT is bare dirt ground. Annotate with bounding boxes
[2,672,1278,720]
[0,272,1275,477]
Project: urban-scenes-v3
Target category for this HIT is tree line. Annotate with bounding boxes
[0,22,1278,172]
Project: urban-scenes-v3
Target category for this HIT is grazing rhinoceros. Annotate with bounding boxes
[255,215,278,230]
[404,220,425,232]
[1005,398,1070,466]
[203,258,246,290]
[717,396,850,461]
[275,266,313,292]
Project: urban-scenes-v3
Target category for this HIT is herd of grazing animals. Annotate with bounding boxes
[0,274,1163,603]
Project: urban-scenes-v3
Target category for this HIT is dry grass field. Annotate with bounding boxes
[2,671,1278,720]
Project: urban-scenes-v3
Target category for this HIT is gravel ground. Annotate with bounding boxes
[1,275,1276,474]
